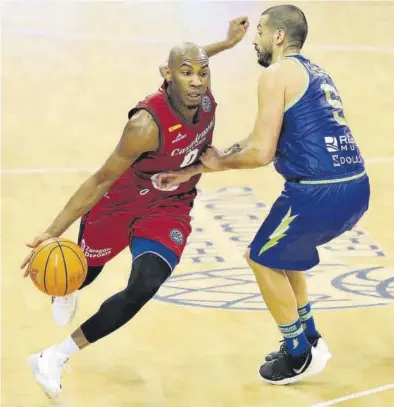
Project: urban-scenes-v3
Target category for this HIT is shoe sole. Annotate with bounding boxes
[262,347,332,386]
[28,354,61,399]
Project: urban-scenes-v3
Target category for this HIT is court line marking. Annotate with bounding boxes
[3,28,394,54]
[2,157,394,175]
[308,383,394,407]
[1,167,97,175]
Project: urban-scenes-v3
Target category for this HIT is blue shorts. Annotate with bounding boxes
[131,237,179,271]
[249,173,370,271]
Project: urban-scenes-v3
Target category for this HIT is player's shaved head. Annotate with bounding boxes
[168,42,209,69]
[162,41,210,113]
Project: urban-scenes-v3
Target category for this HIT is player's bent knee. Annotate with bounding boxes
[245,250,258,268]
[79,253,173,343]
[125,253,172,301]
[245,251,279,277]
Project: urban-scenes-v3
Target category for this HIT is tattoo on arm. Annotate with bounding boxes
[222,143,243,156]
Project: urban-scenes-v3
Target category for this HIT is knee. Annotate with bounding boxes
[125,253,172,300]
[244,248,254,266]
[244,249,277,279]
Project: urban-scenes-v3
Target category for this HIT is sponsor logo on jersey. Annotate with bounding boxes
[171,119,214,156]
[170,229,184,245]
[172,133,187,143]
[324,136,339,152]
[168,124,182,133]
[202,95,212,112]
[81,239,112,259]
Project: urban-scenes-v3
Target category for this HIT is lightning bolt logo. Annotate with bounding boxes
[259,207,298,255]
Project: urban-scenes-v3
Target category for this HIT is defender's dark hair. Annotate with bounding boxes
[262,5,308,49]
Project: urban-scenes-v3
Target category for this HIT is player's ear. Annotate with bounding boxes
[159,63,171,82]
[275,28,286,45]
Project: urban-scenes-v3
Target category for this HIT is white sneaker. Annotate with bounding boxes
[51,292,79,327]
[300,345,332,381]
[28,347,71,398]
[315,337,330,355]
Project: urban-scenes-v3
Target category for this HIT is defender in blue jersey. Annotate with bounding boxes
[157,5,370,385]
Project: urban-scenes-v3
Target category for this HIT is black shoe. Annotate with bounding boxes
[264,340,286,362]
[260,348,314,385]
[264,334,323,362]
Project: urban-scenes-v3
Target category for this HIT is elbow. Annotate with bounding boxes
[257,153,273,167]
[254,149,274,167]
[246,143,275,167]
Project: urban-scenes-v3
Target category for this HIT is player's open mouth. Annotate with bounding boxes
[187,92,201,99]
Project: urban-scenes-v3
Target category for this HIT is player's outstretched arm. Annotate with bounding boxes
[154,140,250,190]
[154,160,211,191]
[20,111,159,273]
[203,16,249,58]
[201,64,286,171]
[158,17,249,79]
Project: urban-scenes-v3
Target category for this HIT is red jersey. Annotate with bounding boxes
[106,83,217,209]
[80,84,216,264]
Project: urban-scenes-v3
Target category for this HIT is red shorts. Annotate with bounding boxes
[78,203,192,267]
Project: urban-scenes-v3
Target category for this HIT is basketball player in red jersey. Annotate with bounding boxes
[20,17,249,398]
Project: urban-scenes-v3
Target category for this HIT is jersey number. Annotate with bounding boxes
[150,148,200,192]
[321,83,347,126]
[180,148,199,168]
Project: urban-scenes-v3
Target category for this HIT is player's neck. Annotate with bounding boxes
[284,48,300,57]
[166,87,199,124]
[273,47,300,64]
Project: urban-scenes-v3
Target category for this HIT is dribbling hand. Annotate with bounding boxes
[20,232,54,277]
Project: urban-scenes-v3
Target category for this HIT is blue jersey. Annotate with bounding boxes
[274,54,365,180]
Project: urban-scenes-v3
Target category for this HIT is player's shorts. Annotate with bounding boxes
[249,170,370,271]
[78,202,192,270]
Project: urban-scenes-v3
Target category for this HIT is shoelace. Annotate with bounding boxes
[278,340,286,353]
[53,296,72,305]
[59,358,73,373]
[64,363,73,373]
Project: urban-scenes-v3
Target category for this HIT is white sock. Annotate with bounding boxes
[55,336,80,357]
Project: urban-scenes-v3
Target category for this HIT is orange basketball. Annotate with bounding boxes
[28,238,87,296]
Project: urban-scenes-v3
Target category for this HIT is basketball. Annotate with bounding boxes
[28,238,87,296]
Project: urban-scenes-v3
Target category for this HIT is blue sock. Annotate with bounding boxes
[278,319,311,356]
[298,302,319,338]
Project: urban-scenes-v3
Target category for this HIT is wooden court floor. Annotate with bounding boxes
[2,1,394,406]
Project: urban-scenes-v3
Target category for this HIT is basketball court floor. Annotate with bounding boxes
[2,1,394,406]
